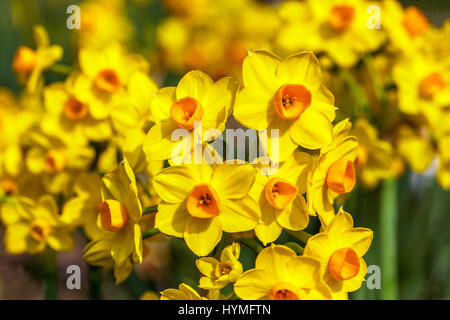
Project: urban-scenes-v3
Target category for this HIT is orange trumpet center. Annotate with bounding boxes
[95,69,121,93]
[274,84,311,120]
[419,72,445,100]
[43,150,66,174]
[329,5,355,31]
[265,177,298,210]
[269,282,300,300]
[100,199,129,231]
[186,183,221,219]
[326,159,356,194]
[170,96,203,130]
[402,6,429,37]
[328,248,360,281]
[12,46,38,73]
[1,176,18,195]
[30,219,51,242]
[64,97,88,120]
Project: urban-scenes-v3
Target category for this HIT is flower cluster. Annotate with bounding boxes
[0,0,448,301]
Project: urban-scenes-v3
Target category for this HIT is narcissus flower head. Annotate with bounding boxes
[234,244,332,300]
[303,208,373,299]
[143,70,238,162]
[83,158,143,282]
[2,196,74,255]
[250,151,313,245]
[308,119,358,226]
[234,50,336,162]
[153,163,261,256]
[196,242,243,290]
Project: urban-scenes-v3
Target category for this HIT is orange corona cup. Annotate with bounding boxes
[64,97,88,120]
[419,72,445,99]
[100,200,129,231]
[170,96,203,130]
[265,177,298,209]
[329,5,355,31]
[186,183,221,218]
[326,159,356,194]
[328,248,360,281]
[269,282,300,300]
[95,69,121,93]
[12,46,38,73]
[273,84,311,120]
[402,6,429,37]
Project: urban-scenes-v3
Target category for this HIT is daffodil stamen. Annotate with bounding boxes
[64,97,88,120]
[329,5,355,31]
[402,6,429,37]
[326,159,356,194]
[170,96,203,130]
[215,262,232,277]
[269,282,300,300]
[12,46,38,73]
[95,69,121,93]
[328,247,360,281]
[100,199,129,231]
[43,150,66,174]
[419,72,445,99]
[274,84,311,120]
[30,219,51,242]
[265,177,298,209]
[186,183,221,219]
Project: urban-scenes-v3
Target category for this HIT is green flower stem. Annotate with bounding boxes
[284,242,304,255]
[340,68,373,120]
[43,248,58,300]
[380,178,398,300]
[285,230,312,245]
[236,238,263,253]
[142,227,160,239]
[142,205,158,215]
[47,63,73,75]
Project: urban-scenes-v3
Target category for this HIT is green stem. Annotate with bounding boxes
[340,68,373,120]
[380,178,398,300]
[47,63,73,75]
[284,242,304,255]
[142,205,158,215]
[142,227,160,239]
[236,238,263,253]
[285,230,312,245]
[88,265,103,300]
[43,249,58,300]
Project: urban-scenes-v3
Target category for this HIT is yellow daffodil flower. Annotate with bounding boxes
[234,244,332,300]
[143,70,238,161]
[196,242,243,290]
[251,151,313,245]
[25,132,95,194]
[77,43,149,120]
[2,195,74,254]
[303,208,373,300]
[234,50,335,162]
[42,73,112,142]
[308,119,358,225]
[83,158,143,283]
[153,163,260,256]
[12,25,63,94]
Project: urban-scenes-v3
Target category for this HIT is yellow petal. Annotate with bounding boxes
[234,86,275,129]
[219,196,260,233]
[255,245,296,282]
[153,166,195,203]
[243,50,281,90]
[155,202,190,237]
[291,108,333,150]
[275,196,309,231]
[176,70,214,102]
[211,164,256,200]
[234,269,274,300]
[184,217,222,256]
